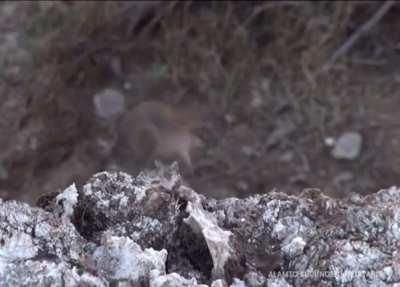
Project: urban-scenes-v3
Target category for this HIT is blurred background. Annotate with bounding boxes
[0,1,399,204]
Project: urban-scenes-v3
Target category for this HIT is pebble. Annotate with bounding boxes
[93,88,125,120]
[224,114,236,125]
[236,180,249,191]
[331,132,362,160]
[241,145,257,157]
[123,82,133,91]
[0,161,8,180]
[334,171,354,186]
[279,151,294,163]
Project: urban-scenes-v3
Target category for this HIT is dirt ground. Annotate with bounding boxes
[1,1,400,204]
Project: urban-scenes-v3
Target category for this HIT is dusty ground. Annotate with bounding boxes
[0,1,400,204]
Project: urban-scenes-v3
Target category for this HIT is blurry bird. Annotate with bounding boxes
[115,100,204,175]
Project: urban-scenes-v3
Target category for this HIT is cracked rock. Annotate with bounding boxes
[1,164,400,286]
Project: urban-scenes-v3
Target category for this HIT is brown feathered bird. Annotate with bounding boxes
[115,101,203,174]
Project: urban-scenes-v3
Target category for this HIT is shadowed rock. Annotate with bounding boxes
[1,163,400,286]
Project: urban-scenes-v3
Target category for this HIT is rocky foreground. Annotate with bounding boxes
[0,162,399,286]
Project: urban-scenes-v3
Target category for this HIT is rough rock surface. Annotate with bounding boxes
[1,163,400,286]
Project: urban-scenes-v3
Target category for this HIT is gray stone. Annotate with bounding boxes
[334,171,354,186]
[150,271,207,287]
[93,88,125,120]
[211,279,228,287]
[244,272,266,287]
[1,164,400,286]
[0,161,8,180]
[332,132,362,160]
[181,184,233,280]
[230,278,247,287]
[92,234,167,283]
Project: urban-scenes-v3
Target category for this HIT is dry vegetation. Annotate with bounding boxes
[1,1,399,202]
[28,1,391,127]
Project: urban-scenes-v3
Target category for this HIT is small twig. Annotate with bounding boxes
[137,1,180,39]
[348,58,387,66]
[318,0,395,75]
[242,1,305,29]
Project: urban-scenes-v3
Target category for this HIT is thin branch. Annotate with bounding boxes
[318,0,396,75]
[242,1,306,29]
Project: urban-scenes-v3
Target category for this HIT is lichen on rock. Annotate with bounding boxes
[1,163,400,286]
